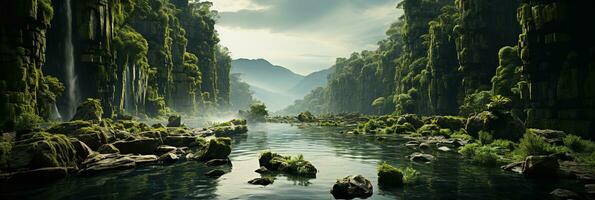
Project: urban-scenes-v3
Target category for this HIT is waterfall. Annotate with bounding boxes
[64,0,79,119]
[49,102,63,121]
[124,63,134,113]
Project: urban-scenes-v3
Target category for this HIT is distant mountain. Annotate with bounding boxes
[231,58,304,111]
[289,68,331,97]
[231,58,304,93]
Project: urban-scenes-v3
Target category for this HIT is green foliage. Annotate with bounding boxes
[451,129,473,141]
[38,0,54,24]
[458,143,501,166]
[478,131,494,145]
[563,135,595,153]
[459,91,492,116]
[240,103,269,122]
[14,112,43,131]
[487,95,512,111]
[517,132,568,158]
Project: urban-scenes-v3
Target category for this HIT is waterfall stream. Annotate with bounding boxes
[64,0,79,119]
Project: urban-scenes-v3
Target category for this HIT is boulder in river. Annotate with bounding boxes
[255,166,271,174]
[196,137,232,161]
[522,155,559,178]
[409,152,435,163]
[112,138,160,155]
[205,169,226,178]
[248,177,274,186]
[258,151,318,177]
[549,188,580,200]
[330,175,373,199]
[377,163,403,187]
[70,138,93,162]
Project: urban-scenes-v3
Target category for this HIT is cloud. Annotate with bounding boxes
[211,0,403,75]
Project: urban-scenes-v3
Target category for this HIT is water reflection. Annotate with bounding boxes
[0,123,587,200]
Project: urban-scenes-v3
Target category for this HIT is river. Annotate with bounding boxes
[1,123,584,199]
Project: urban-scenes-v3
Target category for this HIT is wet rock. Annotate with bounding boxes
[164,136,200,147]
[522,155,559,178]
[158,153,179,163]
[248,177,274,186]
[196,137,232,161]
[205,169,226,178]
[155,145,177,155]
[71,98,103,121]
[97,144,120,154]
[466,111,525,141]
[330,175,373,199]
[405,141,420,149]
[419,143,431,150]
[529,129,566,145]
[167,115,182,127]
[397,114,423,129]
[437,146,451,152]
[255,166,271,174]
[377,163,403,187]
[112,138,160,155]
[409,152,435,163]
[7,132,78,171]
[550,188,580,200]
[7,167,71,183]
[126,155,159,165]
[205,159,230,166]
[80,154,136,174]
[297,111,316,122]
[501,162,524,174]
[258,151,318,177]
[70,139,93,162]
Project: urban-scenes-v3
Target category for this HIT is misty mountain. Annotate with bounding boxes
[289,68,331,97]
[231,58,304,93]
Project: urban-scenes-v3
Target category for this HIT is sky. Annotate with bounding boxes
[211,0,404,75]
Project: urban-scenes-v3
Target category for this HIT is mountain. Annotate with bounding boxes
[289,68,331,97]
[231,58,304,111]
[231,58,304,93]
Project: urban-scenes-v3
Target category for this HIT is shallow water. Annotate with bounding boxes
[0,123,585,199]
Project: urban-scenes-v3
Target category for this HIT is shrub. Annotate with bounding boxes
[401,167,420,184]
[450,129,472,141]
[14,112,43,131]
[517,132,568,157]
[563,134,595,153]
[458,143,501,166]
[478,131,494,145]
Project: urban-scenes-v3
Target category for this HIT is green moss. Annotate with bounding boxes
[37,0,54,24]
[377,162,403,186]
[0,141,12,169]
[199,137,232,160]
[14,112,43,131]
[258,151,317,176]
[458,143,501,166]
[417,124,440,136]
[478,131,494,145]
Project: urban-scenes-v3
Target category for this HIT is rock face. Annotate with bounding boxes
[466,110,525,141]
[409,152,436,163]
[518,0,595,138]
[6,132,79,171]
[98,144,120,154]
[0,0,55,130]
[330,175,373,199]
[79,153,158,174]
[522,155,559,178]
[112,138,160,155]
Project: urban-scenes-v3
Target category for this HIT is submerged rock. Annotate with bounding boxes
[205,169,226,178]
[501,162,524,174]
[112,138,160,155]
[330,175,373,199]
[248,177,274,186]
[409,152,435,163]
[255,166,271,174]
[522,155,559,178]
[550,188,580,200]
[437,146,452,152]
[205,159,230,166]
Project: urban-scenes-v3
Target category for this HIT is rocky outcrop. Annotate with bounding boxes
[258,151,318,177]
[112,138,160,155]
[466,110,525,141]
[71,98,103,121]
[330,175,373,199]
[248,177,274,186]
[521,155,559,178]
[518,0,595,138]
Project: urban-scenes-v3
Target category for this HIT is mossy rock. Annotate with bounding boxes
[377,162,404,186]
[5,132,78,171]
[72,99,103,121]
[417,124,441,136]
[297,111,316,122]
[97,144,120,154]
[258,151,318,177]
[397,114,424,129]
[197,137,232,160]
[466,111,525,141]
[47,121,110,150]
[167,115,182,127]
[431,116,466,130]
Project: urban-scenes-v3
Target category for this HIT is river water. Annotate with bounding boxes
[1,123,585,199]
